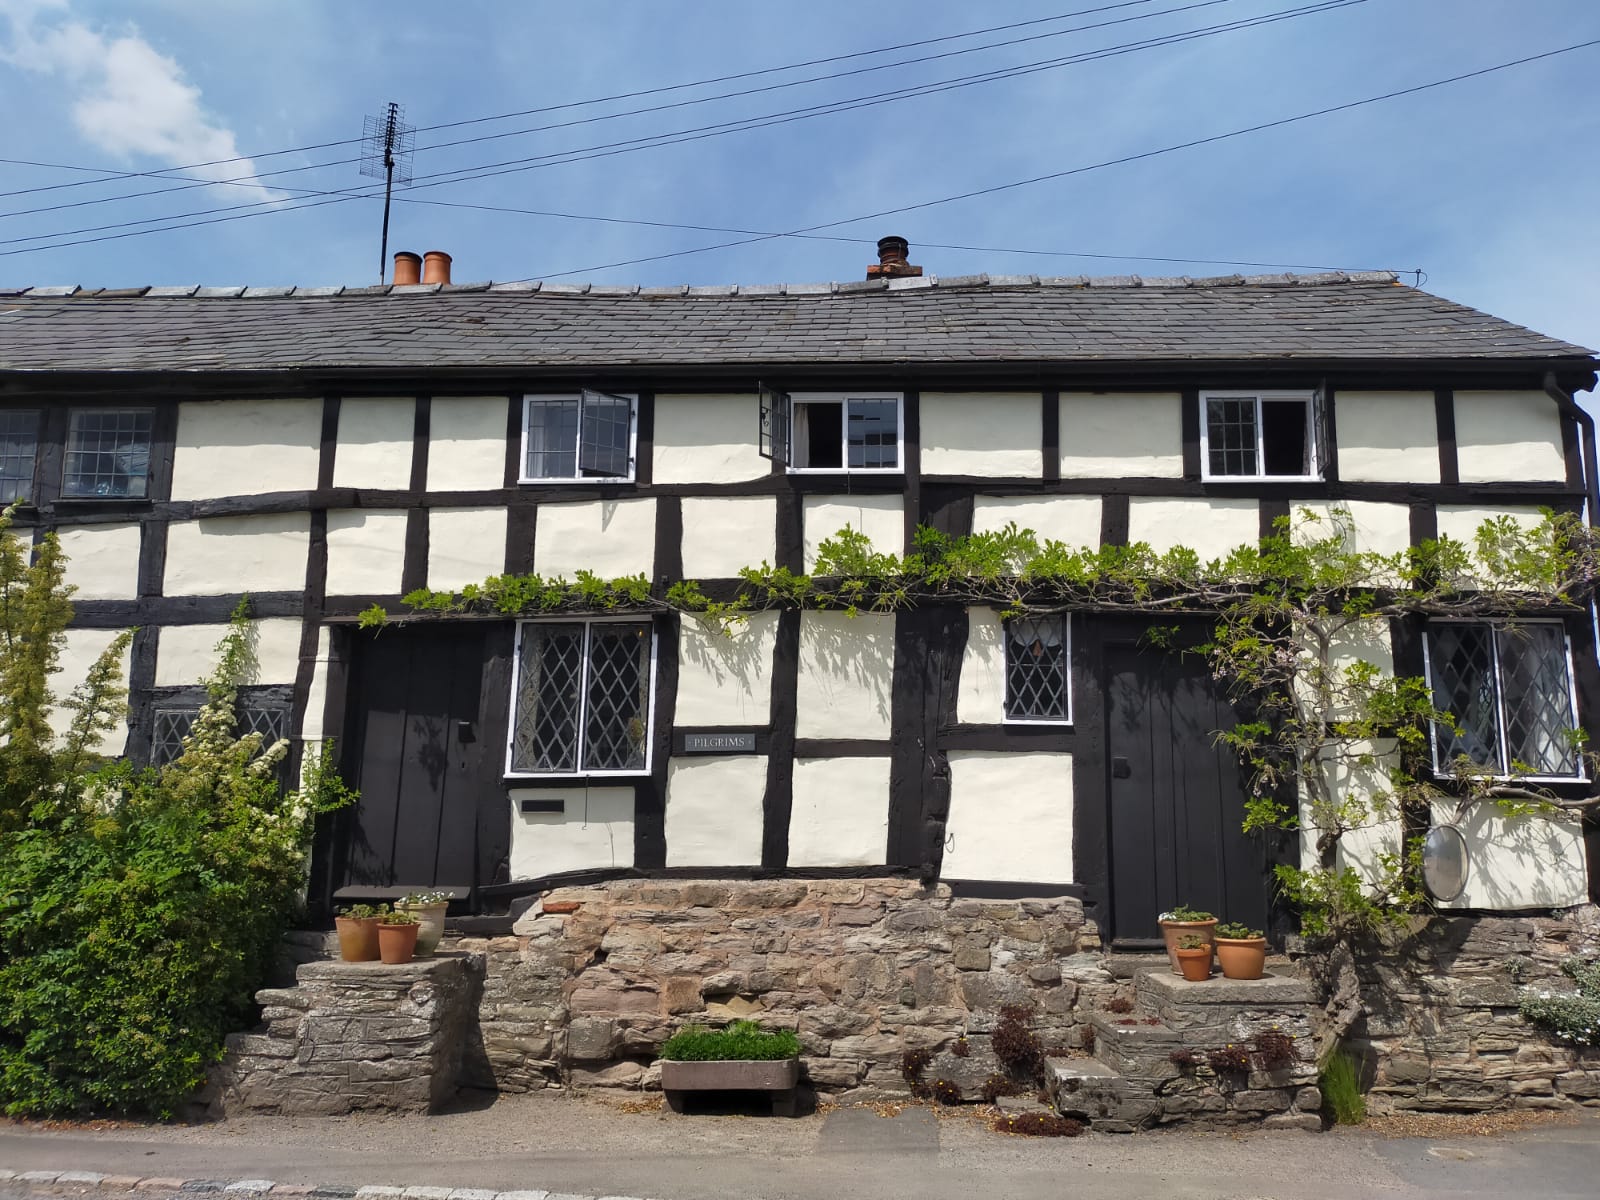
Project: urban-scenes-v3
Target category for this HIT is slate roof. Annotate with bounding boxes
[0,271,1592,373]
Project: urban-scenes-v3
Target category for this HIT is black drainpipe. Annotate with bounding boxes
[1544,369,1600,529]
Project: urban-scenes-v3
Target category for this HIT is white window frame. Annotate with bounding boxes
[517,391,639,484]
[1198,389,1321,482]
[1001,612,1073,726]
[505,615,659,779]
[1421,617,1585,783]
[786,391,904,475]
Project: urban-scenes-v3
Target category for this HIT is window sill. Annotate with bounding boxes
[505,772,650,783]
[516,477,636,486]
[1001,718,1074,728]
[786,468,904,476]
[1200,475,1324,485]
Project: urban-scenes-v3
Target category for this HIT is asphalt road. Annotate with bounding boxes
[2,1094,1598,1200]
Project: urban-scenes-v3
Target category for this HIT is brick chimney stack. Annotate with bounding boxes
[867,235,922,279]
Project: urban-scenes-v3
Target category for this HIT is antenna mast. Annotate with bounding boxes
[360,102,414,282]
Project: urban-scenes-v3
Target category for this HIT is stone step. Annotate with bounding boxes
[1046,1056,1160,1133]
[1089,1014,1187,1078]
[1135,969,1316,1040]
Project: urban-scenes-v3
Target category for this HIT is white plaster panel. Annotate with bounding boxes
[1301,741,1403,891]
[942,751,1074,884]
[1431,802,1587,911]
[325,509,408,595]
[1435,504,1546,548]
[680,495,776,579]
[1334,391,1439,483]
[972,495,1101,550]
[428,506,509,591]
[51,627,132,755]
[802,494,903,570]
[301,626,334,742]
[1454,390,1566,483]
[427,396,510,490]
[788,756,891,866]
[1059,392,1183,478]
[676,612,777,726]
[919,392,1041,478]
[155,617,304,687]
[957,607,1005,724]
[333,396,414,489]
[652,394,769,484]
[1127,497,1258,558]
[1292,500,1414,562]
[164,512,310,596]
[171,398,322,500]
[795,610,894,739]
[532,498,656,579]
[57,522,141,601]
[508,787,635,880]
[665,756,767,867]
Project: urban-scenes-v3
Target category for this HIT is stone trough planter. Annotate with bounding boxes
[659,1058,800,1116]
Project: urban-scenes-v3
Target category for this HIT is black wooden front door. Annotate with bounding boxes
[335,624,488,896]
[1102,622,1274,945]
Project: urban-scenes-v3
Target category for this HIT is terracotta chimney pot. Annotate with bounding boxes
[392,251,422,287]
[867,235,921,279]
[422,250,453,285]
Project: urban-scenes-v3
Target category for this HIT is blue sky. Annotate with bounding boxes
[0,0,1597,354]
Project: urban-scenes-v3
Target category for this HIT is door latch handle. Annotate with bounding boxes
[456,720,476,744]
[1112,756,1131,779]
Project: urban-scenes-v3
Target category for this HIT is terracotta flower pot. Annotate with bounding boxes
[1216,936,1268,980]
[377,921,420,964]
[1175,946,1213,982]
[397,901,449,957]
[335,916,380,962]
[1159,919,1217,975]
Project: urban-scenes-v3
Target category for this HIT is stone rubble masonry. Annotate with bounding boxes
[1325,907,1600,1115]
[216,954,483,1115]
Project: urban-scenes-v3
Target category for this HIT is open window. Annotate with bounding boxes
[520,390,636,483]
[757,389,902,472]
[1199,391,1320,481]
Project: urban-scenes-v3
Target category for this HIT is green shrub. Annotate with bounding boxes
[1320,1050,1366,1125]
[659,1020,800,1062]
[0,572,353,1118]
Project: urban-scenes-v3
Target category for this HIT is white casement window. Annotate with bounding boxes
[1003,614,1072,724]
[1199,389,1325,481]
[63,407,154,498]
[1423,620,1583,781]
[758,387,902,473]
[508,618,656,777]
[519,391,637,483]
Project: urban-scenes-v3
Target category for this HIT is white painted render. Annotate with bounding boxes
[1301,740,1403,889]
[428,506,509,591]
[1127,497,1258,558]
[332,396,414,490]
[1431,801,1588,911]
[956,607,1005,724]
[171,398,322,499]
[1059,393,1183,478]
[51,627,132,755]
[665,756,767,866]
[795,610,894,739]
[680,495,776,578]
[1435,504,1546,549]
[155,617,304,687]
[1335,391,1440,483]
[325,509,408,595]
[1454,390,1566,483]
[426,396,510,490]
[676,612,777,726]
[972,494,1101,549]
[532,497,656,579]
[1292,500,1413,558]
[942,751,1074,883]
[57,522,141,601]
[164,512,310,595]
[802,494,903,570]
[300,626,333,742]
[788,756,891,866]
[508,786,635,880]
[919,392,1041,478]
[652,394,770,484]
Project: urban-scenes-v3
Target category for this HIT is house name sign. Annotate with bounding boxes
[682,732,757,754]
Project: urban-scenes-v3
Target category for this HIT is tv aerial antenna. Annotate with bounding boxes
[360,102,414,283]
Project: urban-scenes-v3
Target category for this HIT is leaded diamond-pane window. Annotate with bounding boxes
[510,620,654,775]
[1005,615,1071,722]
[152,705,289,767]
[1426,621,1580,778]
[64,408,153,498]
[0,410,39,503]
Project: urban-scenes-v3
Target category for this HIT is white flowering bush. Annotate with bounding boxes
[1519,957,1600,1047]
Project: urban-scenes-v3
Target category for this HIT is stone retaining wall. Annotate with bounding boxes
[452,877,1123,1101]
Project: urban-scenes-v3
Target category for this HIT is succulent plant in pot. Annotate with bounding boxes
[1158,905,1216,976]
[377,908,421,964]
[334,903,386,963]
[396,889,452,957]
[1214,922,1268,980]
[1173,933,1213,982]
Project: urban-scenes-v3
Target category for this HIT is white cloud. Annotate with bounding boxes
[0,0,282,204]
